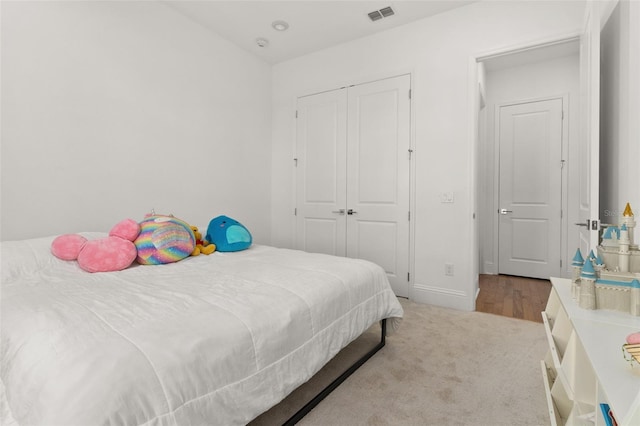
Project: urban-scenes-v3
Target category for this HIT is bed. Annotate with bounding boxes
[0,233,403,425]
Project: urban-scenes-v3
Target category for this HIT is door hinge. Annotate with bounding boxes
[408,148,413,159]
[407,272,410,281]
[408,211,411,221]
[409,89,412,99]
[560,159,565,169]
[294,158,298,167]
[295,110,298,118]
[560,259,563,268]
[294,208,297,216]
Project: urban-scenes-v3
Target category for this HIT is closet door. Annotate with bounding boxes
[295,75,411,297]
[295,89,347,256]
[346,75,411,297]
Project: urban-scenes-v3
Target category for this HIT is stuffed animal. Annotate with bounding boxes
[51,219,140,273]
[205,215,252,252]
[134,214,195,265]
[190,226,216,256]
[628,332,640,345]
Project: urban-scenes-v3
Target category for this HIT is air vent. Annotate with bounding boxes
[368,6,394,22]
[380,6,394,18]
[368,10,383,21]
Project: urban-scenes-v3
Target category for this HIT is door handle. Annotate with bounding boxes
[575,220,601,230]
[332,209,345,215]
[499,208,513,215]
[347,209,358,215]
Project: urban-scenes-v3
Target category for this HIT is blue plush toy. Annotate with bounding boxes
[205,215,252,252]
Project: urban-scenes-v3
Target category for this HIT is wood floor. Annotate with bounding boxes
[475,274,551,323]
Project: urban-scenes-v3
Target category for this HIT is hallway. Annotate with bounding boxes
[476,274,552,322]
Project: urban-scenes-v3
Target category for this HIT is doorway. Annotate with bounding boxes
[475,274,551,322]
[477,40,580,280]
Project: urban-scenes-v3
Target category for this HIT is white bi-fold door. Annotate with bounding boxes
[295,88,348,257]
[295,75,411,297]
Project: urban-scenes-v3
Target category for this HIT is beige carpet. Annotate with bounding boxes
[250,298,549,426]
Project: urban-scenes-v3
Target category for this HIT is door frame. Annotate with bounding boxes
[576,1,602,254]
[468,31,582,298]
[493,94,569,278]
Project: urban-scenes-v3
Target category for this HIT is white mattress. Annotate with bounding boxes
[0,235,403,425]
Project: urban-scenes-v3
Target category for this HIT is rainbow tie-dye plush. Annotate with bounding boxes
[134,215,195,265]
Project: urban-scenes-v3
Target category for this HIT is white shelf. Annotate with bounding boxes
[541,278,640,426]
[571,317,640,424]
[542,359,562,426]
[542,311,564,372]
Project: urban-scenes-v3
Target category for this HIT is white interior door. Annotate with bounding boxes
[295,89,347,256]
[346,75,411,297]
[498,98,563,279]
[295,75,411,297]
[577,2,600,253]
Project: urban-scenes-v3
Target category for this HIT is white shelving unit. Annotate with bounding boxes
[541,277,640,426]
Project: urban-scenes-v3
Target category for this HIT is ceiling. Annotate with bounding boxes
[164,1,476,64]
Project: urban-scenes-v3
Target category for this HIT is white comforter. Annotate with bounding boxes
[0,235,403,426]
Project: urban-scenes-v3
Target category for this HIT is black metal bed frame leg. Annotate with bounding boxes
[282,319,388,426]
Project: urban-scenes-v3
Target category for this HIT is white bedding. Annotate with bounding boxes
[0,235,403,425]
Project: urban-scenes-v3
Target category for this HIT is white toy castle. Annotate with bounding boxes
[571,203,640,316]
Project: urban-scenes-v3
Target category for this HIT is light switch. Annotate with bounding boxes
[441,192,454,203]
[445,263,454,276]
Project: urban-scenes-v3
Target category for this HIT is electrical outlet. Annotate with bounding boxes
[445,263,454,276]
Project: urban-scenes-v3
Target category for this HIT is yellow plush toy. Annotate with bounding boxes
[190,226,216,256]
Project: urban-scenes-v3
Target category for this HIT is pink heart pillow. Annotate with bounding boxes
[51,219,140,273]
[76,237,137,273]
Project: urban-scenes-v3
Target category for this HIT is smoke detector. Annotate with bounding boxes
[368,6,394,22]
[256,38,269,48]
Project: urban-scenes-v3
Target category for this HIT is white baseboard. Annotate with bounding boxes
[411,283,474,311]
[483,261,496,275]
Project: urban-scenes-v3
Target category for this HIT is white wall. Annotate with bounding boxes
[600,0,640,244]
[3,0,636,311]
[271,1,584,310]
[480,53,580,277]
[1,1,272,242]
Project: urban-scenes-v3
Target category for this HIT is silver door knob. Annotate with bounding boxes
[332,209,345,215]
[499,208,513,215]
[575,220,601,230]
